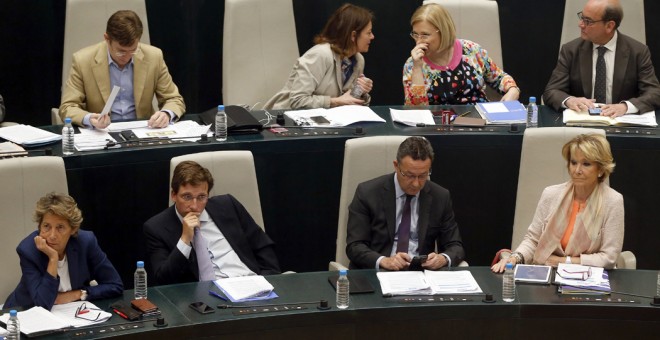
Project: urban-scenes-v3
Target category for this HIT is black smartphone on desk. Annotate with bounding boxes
[408,255,427,271]
[189,302,215,314]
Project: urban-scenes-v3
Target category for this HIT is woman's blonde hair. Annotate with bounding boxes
[410,3,456,53]
[562,133,615,182]
[33,192,83,236]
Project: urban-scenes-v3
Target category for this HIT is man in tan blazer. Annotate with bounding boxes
[59,10,185,128]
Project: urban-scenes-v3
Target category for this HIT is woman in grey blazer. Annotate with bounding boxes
[265,3,375,110]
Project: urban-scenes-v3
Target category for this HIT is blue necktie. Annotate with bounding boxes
[396,195,414,253]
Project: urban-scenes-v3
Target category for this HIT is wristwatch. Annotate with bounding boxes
[80,289,88,301]
[565,256,572,264]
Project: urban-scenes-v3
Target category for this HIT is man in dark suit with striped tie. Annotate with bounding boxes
[346,136,465,270]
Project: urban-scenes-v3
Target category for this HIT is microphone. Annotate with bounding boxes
[216,300,322,309]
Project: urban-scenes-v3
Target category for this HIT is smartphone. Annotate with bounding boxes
[408,255,428,271]
[189,302,215,314]
[588,107,602,115]
[309,116,331,125]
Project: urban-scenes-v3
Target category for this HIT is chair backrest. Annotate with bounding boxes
[169,151,265,229]
[62,0,151,93]
[423,0,503,100]
[222,0,299,109]
[0,156,68,302]
[334,136,409,269]
[55,0,152,124]
[511,127,605,249]
[560,0,645,48]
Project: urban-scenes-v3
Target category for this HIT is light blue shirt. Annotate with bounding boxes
[82,46,175,128]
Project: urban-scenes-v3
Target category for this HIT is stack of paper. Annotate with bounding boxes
[213,275,278,302]
[0,302,111,336]
[0,124,61,146]
[554,263,610,294]
[390,109,435,126]
[75,129,118,151]
[475,101,527,124]
[284,105,385,127]
[131,120,211,141]
[563,109,658,127]
[377,270,482,296]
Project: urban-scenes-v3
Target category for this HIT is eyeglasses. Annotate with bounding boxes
[409,30,439,40]
[108,42,141,57]
[557,266,592,281]
[577,11,606,26]
[75,302,103,321]
[113,46,141,57]
[398,167,431,182]
[180,194,209,202]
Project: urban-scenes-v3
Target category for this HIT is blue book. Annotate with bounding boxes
[475,100,527,124]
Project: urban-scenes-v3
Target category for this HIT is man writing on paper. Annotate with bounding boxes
[59,10,185,129]
[543,0,660,117]
[346,136,465,270]
[144,161,280,285]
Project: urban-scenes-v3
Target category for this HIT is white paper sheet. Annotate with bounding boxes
[390,109,435,126]
[99,86,121,116]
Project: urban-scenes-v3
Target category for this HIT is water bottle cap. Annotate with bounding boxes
[339,269,348,275]
[64,117,72,124]
[529,96,537,103]
[505,262,513,269]
[217,105,225,111]
[137,261,145,268]
[9,309,17,316]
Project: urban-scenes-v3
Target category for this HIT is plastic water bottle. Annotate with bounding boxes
[6,309,20,340]
[336,269,350,309]
[134,261,148,300]
[502,262,515,302]
[526,96,538,128]
[350,75,364,98]
[215,105,228,141]
[62,117,75,156]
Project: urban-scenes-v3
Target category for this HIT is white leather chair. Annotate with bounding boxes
[169,151,265,230]
[331,136,409,271]
[513,127,635,269]
[0,157,68,305]
[53,0,154,125]
[560,0,645,48]
[223,0,299,109]
[423,0,504,100]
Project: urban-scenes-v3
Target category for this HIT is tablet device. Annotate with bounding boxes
[514,264,552,284]
[328,273,375,294]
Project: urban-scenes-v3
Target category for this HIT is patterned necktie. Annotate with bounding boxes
[193,228,215,281]
[594,46,607,104]
[396,195,414,253]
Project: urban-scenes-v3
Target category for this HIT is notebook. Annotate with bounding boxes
[475,100,527,124]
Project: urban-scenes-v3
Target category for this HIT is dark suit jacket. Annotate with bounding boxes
[544,32,660,113]
[143,194,281,285]
[346,174,465,269]
[4,230,123,309]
